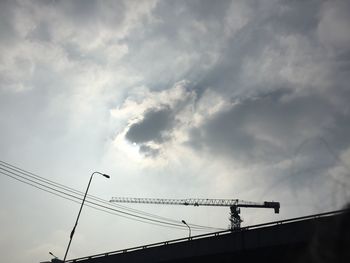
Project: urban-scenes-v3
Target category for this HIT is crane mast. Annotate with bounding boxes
[110,197,280,229]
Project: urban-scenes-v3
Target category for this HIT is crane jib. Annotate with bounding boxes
[110,197,280,229]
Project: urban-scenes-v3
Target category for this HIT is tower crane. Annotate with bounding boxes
[110,197,280,229]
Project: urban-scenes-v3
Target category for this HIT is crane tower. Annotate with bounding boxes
[110,197,280,229]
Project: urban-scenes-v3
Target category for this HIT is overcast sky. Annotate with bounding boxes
[1,0,350,262]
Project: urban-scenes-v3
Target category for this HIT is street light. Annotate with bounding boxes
[49,252,63,263]
[182,220,191,238]
[63,171,110,262]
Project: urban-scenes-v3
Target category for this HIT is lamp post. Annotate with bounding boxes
[63,171,110,262]
[182,220,191,239]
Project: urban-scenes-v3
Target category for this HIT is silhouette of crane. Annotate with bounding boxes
[110,197,280,229]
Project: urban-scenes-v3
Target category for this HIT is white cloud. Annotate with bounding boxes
[1,1,350,262]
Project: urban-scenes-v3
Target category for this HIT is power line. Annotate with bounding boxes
[0,168,209,230]
[0,167,201,229]
[0,160,223,231]
[0,160,186,224]
[0,169,190,230]
[0,160,224,231]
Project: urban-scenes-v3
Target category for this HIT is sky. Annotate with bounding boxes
[0,0,350,262]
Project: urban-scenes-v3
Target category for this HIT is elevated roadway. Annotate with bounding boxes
[66,209,349,263]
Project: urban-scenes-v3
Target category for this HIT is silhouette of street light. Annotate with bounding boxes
[49,252,63,263]
[63,172,110,262]
[182,220,191,238]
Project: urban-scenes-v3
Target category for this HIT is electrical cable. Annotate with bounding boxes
[0,161,225,231]
[0,162,222,231]
[0,160,220,230]
[0,169,191,230]
[0,167,201,229]
[0,161,183,223]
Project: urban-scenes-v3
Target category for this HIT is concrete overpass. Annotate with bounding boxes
[65,209,349,263]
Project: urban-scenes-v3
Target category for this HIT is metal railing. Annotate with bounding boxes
[66,209,348,262]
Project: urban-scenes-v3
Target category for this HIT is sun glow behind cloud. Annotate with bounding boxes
[0,1,350,262]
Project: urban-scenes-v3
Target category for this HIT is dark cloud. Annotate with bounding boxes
[139,145,160,158]
[258,0,321,35]
[116,0,350,177]
[188,87,350,164]
[189,1,322,98]
[120,0,233,92]
[45,0,126,30]
[28,22,52,42]
[125,106,175,144]
[151,0,231,40]
[0,0,19,44]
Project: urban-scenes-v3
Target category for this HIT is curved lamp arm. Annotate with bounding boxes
[182,220,191,238]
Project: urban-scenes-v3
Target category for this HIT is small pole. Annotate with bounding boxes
[182,220,191,238]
